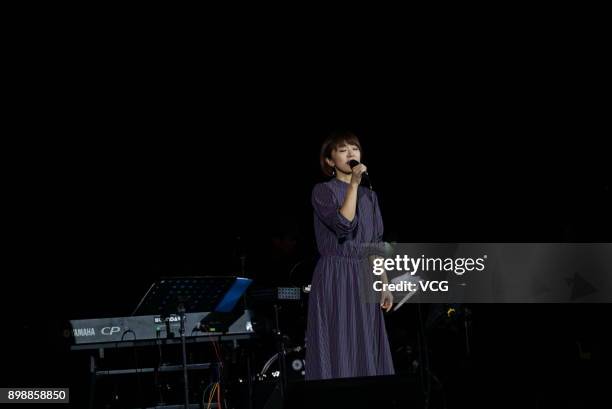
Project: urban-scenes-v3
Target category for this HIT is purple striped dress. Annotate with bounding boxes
[305,177,395,380]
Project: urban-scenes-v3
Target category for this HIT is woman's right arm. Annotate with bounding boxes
[339,183,358,221]
[339,163,367,221]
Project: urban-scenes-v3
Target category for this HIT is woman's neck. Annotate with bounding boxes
[335,172,351,184]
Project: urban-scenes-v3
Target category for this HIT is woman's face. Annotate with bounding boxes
[327,143,361,174]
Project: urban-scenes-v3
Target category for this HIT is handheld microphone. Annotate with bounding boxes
[348,160,372,189]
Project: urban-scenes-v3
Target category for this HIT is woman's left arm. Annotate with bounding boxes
[370,192,393,311]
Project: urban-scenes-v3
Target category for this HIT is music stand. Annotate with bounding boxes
[132,276,252,409]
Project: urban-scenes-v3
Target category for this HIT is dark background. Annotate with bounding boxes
[2,24,611,407]
[8,83,610,319]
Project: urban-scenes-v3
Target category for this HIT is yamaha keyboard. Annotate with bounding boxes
[68,309,254,350]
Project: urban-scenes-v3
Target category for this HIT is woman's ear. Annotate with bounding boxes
[325,157,335,168]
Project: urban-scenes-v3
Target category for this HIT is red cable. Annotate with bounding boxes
[212,340,224,368]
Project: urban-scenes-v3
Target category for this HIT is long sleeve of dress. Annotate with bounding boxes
[311,183,358,238]
[366,190,386,258]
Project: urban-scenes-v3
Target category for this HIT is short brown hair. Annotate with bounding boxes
[319,131,363,177]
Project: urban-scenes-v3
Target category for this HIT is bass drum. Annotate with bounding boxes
[287,257,317,290]
[257,345,306,381]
